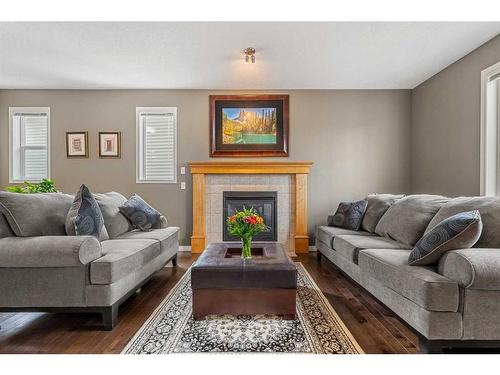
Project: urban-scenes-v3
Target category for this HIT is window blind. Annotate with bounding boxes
[10,109,50,182]
[138,109,177,183]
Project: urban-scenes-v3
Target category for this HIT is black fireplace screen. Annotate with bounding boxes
[223,191,277,242]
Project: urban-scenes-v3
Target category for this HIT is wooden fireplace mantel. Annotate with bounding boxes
[188,161,313,253]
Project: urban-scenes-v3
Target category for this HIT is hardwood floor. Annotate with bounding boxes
[0,252,420,354]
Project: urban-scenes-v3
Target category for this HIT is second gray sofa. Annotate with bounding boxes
[316,194,500,353]
[0,191,179,330]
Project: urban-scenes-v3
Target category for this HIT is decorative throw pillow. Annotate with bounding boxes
[374,194,449,247]
[66,184,109,241]
[119,194,161,231]
[93,192,134,238]
[361,194,405,233]
[408,210,482,266]
[328,200,367,230]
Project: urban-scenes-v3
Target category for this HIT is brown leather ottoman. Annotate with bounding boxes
[191,242,297,320]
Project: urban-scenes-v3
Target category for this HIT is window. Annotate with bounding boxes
[480,62,500,195]
[9,107,50,183]
[136,107,177,183]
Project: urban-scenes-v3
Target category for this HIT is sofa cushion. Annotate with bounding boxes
[409,210,482,266]
[90,239,160,284]
[315,225,373,248]
[333,234,410,264]
[93,192,133,239]
[426,196,500,248]
[358,249,459,312]
[374,194,449,247]
[328,200,367,230]
[0,213,14,238]
[117,226,179,252]
[0,191,74,237]
[361,194,404,233]
[66,184,109,241]
[119,194,161,232]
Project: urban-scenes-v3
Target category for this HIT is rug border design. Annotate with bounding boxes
[121,263,364,354]
[295,263,364,354]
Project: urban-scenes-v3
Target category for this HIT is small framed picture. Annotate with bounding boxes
[66,131,89,158]
[99,132,121,158]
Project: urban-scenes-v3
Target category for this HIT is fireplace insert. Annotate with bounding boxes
[223,191,277,241]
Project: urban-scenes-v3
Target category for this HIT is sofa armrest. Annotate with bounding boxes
[438,249,500,290]
[0,236,102,268]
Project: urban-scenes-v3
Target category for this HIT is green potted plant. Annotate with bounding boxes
[226,207,269,259]
[4,178,58,193]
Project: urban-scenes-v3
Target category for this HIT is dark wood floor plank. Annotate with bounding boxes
[0,252,420,354]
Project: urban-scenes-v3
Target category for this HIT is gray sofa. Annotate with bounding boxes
[0,191,179,330]
[316,194,500,353]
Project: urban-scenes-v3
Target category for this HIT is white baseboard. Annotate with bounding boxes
[309,245,317,252]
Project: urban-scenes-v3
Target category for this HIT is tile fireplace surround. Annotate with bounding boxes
[188,162,313,253]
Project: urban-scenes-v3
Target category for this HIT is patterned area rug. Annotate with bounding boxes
[122,263,363,354]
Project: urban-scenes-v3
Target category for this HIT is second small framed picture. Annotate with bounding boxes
[66,131,89,158]
[98,132,121,158]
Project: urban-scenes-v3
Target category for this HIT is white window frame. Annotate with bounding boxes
[480,61,500,196]
[136,107,178,184]
[9,107,51,183]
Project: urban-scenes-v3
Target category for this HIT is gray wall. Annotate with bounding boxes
[0,90,411,244]
[411,35,500,196]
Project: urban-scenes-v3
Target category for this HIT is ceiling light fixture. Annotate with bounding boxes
[244,47,256,63]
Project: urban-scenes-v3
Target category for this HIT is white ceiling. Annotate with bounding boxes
[0,22,499,89]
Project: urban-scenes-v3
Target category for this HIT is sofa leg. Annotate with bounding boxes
[316,251,322,262]
[102,304,118,331]
[171,254,178,267]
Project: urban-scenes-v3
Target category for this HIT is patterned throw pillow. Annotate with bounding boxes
[328,200,367,231]
[66,184,109,241]
[119,194,161,232]
[408,210,482,266]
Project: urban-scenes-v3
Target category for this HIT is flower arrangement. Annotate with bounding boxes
[226,207,269,259]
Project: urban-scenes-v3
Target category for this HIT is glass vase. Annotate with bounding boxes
[241,236,252,260]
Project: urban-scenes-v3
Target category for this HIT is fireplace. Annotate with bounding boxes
[223,191,277,242]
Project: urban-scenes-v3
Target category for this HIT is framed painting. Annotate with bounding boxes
[66,131,89,158]
[209,95,289,157]
[98,132,121,158]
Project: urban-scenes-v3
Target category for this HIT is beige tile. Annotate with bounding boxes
[230,175,250,185]
[208,175,231,185]
[229,184,252,191]
[210,193,222,214]
[278,194,290,214]
[249,175,270,185]
[278,212,290,233]
[209,184,230,194]
[205,192,211,214]
[205,215,211,232]
[210,213,222,233]
[253,184,273,191]
[278,231,289,243]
